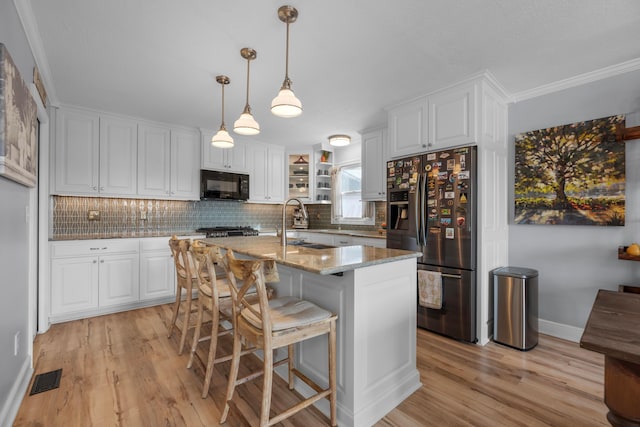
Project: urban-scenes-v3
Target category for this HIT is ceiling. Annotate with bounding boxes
[25,0,640,148]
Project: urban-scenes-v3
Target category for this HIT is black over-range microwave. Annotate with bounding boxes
[200,170,249,201]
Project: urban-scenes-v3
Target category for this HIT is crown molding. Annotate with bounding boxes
[511,57,640,103]
[13,0,59,106]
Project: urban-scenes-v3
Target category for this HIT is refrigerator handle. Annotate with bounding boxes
[415,172,422,246]
[420,172,428,245]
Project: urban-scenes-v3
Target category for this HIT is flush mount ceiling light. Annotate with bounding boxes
[328,134,351,147]
[212,75,234,148]
[271,5,302,118]
[233,48,260,135]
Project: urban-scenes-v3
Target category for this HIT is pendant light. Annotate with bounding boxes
[233,48,260,135]
[271,5,302,118]
[329,134,351,147]
[211,75,234,148]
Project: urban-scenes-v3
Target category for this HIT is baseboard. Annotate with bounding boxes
[0,356,33,427]
[538,318,584,343]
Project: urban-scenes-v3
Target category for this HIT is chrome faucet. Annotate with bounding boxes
[281,197,308,248]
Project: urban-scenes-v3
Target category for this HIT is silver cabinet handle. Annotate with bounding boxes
[100,260,104,263]
[93,260,97,264]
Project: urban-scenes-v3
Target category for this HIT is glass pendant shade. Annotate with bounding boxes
[211,127,234,148]
[328,134,351,147]
[233,112,260,135]
[271,87,302,118]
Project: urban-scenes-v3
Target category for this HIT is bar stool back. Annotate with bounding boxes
[220,251,337,427]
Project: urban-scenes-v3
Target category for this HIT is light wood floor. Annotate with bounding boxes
[14,303,608,426]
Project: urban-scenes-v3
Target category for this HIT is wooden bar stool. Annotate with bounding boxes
[187,243,235,398]
[220,251,338,427]
[167,237,199,355]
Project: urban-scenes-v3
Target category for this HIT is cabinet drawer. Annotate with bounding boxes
[51,239,139,258]
[140,235,204,252]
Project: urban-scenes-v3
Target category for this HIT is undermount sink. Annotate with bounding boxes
[288,240,336,250]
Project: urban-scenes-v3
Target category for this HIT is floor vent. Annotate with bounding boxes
[29,369,62,395]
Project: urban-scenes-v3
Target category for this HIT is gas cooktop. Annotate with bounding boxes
[196,226,259,238]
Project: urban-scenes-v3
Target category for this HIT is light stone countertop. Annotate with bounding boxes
[50,231,204,241]
[201,235,419,275]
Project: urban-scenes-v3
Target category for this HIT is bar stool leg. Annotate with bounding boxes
[260,342,274,427]
[220,327,242,424]
[178,292,192,355]
[167,288,182,338]
[201,308,220,398]
[288,344,295,389]
[186,294,204,369]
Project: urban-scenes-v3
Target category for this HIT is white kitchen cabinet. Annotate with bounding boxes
[137,124,171,197]
[138,125,199,199]
[139,237,176,301]
[350,236,386,248]
[248,143,285,203]
[170,129,200,199]
[386,96,428,159]
[53,108,138,196]
[361,127,387,201]
[51,256,99,315]
[332,235,352,247]
[50,239,139,318]
[53,107,99,194]
[98,252,140,307]
[201,129,248,173]
[99,115,138,196]
[428,81,477,148]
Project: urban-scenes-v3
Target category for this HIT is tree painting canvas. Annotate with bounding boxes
[514,115,625,226]
[0,43,38,187]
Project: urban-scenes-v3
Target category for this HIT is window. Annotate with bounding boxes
[331,163,375,225]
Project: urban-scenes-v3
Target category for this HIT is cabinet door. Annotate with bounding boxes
[429,82,477,148]
[54,108,100,194]
[171,129,200,199]
[332,235,353,247]
[99,253,140,307]
[99,115,138,196]
[361,128,387,201]
[387,97,428,158]
[51,256,99,315]
[139,250,175,300]
[248,144,268,201]
[267,146,285,203]
[138,124,171,197]
[202,130,248,173]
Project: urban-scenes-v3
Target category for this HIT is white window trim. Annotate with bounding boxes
[331,162,375,226]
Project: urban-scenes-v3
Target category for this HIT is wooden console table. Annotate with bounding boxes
[580,290,640,427]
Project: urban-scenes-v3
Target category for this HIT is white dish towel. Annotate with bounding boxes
[418,270,442,309]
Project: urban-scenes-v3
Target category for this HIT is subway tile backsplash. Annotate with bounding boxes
[51,196,386,238]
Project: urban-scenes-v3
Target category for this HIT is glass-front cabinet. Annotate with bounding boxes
[288,154,310,200]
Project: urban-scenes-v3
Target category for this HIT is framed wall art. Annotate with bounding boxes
[514,115,625,226]
[0,43,38,187]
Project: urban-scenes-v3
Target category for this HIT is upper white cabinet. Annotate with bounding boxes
[137,125,200,200]
[201,129,249,173]
[170,129,200,199]
[99,115,138,196]
[387,97,428,158]
[137,124,171,197]
[386,78,482,158]
[428,81,477,148]
[54,107,137,196]
[247,143,285,203]
[361,128,387,201]
[53,107,100,194]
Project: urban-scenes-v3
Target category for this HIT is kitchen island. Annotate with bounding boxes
[201,235,421,427]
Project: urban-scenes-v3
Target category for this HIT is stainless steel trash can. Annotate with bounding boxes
[493,267,538,350]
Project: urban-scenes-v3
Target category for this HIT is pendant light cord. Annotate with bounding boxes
[220,83,226,128]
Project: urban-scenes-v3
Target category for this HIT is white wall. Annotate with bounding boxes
[508,69,640,339]
[0,1,37,424]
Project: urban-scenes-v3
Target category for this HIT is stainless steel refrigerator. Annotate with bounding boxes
[386,146,477,342]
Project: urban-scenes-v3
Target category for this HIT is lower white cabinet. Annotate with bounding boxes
[139,237,176,300]
[49,235,201,322]
[50,239,139,317]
